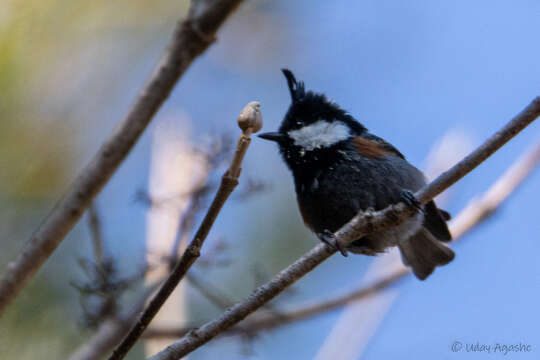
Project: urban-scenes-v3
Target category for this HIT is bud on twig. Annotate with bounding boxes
[237,101,263,134]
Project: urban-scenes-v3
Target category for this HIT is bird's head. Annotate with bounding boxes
[259,69,367,168]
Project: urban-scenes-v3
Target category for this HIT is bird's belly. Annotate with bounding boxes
[297,183,424,254]
[295,156,427,253]
[358,212,424,252]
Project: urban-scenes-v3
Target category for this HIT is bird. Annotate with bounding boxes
[258,69,454,280]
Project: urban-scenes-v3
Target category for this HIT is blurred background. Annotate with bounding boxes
[1,0,539,359]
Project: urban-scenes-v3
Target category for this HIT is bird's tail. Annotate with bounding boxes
[398,228,455,280]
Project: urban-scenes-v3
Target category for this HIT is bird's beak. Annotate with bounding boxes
[258,132,286,143]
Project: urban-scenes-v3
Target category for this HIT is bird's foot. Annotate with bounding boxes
[400,189,423,212]
[319,229,348,257]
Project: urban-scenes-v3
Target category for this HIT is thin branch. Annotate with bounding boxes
[142,269,406,340]
[108,101,262,360]
[450,138,540,239]
[163,135,234,266]
[147,97,540,360]
[88,203,105,270]
[186,272,234,310]
[0,0,244,316]
[68,284,160,360]
[75,204,146,330]
[168,182,211,267]
[169,184,209,270]
[413,101,540,204]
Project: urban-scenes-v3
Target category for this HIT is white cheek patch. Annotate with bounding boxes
[288,120,350,151]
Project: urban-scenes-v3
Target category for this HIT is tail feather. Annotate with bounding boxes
[423,201,452,242]
[399,229,455,280]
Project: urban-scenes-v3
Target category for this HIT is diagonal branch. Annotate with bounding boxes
[450,137,540,239]
[0,0,245,316]
[148,97,540,360]
[107,101,262,360]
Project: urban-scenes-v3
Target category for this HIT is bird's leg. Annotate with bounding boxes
[318,229,348,257]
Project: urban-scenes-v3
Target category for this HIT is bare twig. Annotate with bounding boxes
[69,284,160,360]
[88,204,105,270]
[108,101,262,360]
[450,138,540,238]
[186,272,234,310]
[147,97,540,360]
[0,0,245,316]
[74,204,144,330]
[168,180,212,268]
[69,214,232,359]
[195,238,231,268]
[142,269,406,340]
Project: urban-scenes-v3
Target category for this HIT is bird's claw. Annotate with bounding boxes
[400,189,423,212]
[319,230,348,257]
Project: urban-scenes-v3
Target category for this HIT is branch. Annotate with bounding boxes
[450,137,540,239]
[148,97,540,360]
[68,284,159,360]
[87,203,105,270]
[142,269,405,340]
[0,0,244,316]
[186,271,234,310]
[108,101,262,360]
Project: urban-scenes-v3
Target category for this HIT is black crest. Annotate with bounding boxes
[282,69,305,103]
[278,69,367,136]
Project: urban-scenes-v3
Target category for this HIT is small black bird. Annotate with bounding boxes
[258,69,454,280]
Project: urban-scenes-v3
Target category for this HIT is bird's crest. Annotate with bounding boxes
[282,69,305,103]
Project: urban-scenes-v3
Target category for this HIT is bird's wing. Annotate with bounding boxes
[356,133,451,241]
[363,133,405,159]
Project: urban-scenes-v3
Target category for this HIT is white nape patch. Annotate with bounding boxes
[288,120,350,151]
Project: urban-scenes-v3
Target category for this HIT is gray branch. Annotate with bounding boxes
[107,102,262,360]
[450,137,540,239]
[0,0,244,316]
[148,97,540,360]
